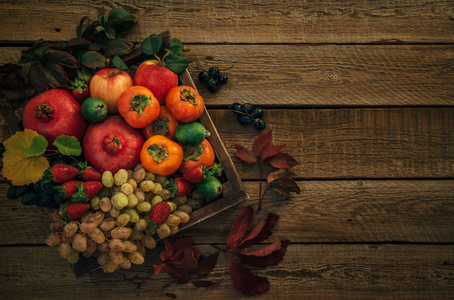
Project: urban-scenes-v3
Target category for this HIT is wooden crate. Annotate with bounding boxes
[1,31,248,277]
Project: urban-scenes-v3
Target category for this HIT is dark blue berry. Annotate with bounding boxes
[237,114,252,125]
[38,193,53,207]
[253,118,266,130]
[242,103,254,114]
[15,185,31,198]
[7,185,18,200]
[21,192,39,205]
[218,74,228,85]
[252,107,264,119]
[53,192,66,205]
[33,182,42,193]
[207,79,218,93]
[40,181,55,194]
[198,71,210,83]
[230,102,242,112]
[208,66,219,76]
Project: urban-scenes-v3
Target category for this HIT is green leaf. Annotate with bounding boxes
[141,34,162,56]
[28,60,48,91]
[97,13,107,27]
[79,51,107,69]
[77,67,93,83]
[112,56,128,71]
[104,39,134,57]
[94,25,105,34]
[66,37,91,48]
[43,62,70,88]
[53,135,82,156]
[77,16,91,37]
[170,38,184,49]
[25,135,48,157]
[44,49,78,68]
[104,26,116,39]
[108,8,134,23]
[164,53,189,74]
[166,45,183,55]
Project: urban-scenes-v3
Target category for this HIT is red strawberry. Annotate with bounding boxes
[56,180,83,198]
[43,164,79,183]
[64,202,90,220]
[149,201,172,225]
[71,181,103,203]
[78,162,102,181]
[183,165,209,183]
[167,177,193,197]
[71,78,90,103]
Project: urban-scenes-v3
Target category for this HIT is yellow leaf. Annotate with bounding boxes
[1,129,50,186]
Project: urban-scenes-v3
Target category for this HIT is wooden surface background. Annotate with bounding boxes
[0,0,453,299]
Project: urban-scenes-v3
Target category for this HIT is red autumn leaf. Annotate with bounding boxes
[196,251,220,275]
[235,143,257,164]
[153,263,166,274]
[267,169,295,184]
[226,206,253,250]
[164,265,184,280]
[266,152,301,169]
[192,279,221,288]
[235,239,290,267]
[267,172,300,199]
[252,130,273,158]
[229,260,270,296]
[161,239,174,261]
[170,237,194,263]
[260,144,286,161]
[237,213,279,249]
[181,246,198,275]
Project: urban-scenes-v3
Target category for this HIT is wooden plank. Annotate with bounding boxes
[0,0,453,44]
[209,108,454,179]
[1,180,452,245]
[0,244,452,299]
[0,44,452,106]
[0,108,452,179]
[0,108,452,178]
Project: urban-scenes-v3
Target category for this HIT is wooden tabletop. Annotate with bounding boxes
[0,1,453,299]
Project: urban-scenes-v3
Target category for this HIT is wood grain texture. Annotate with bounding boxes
[0,108,452,179]
[0,0,453,44]
[1,180,452,245]
[209,108,454,179]
[0,244,452,299]
[0,44,453,106]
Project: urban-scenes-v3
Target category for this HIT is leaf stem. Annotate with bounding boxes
[258,162,263,211]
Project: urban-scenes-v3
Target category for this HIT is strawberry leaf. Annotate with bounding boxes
[237,213,279,249]
[266,152,301,169]
[196,251,220,275]
[79,51,107,69]
[261,144,286,161]
[1,129,50,186]
[112,55,128,71]
[226,206,253,250]
[53,135,82,156]
[252,130,273,158]
[229,261,270,296]
[235,239,290,267]
[235,143,257,164]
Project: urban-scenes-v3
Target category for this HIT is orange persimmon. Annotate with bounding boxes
[179,138,215,173]
[117,86,160,128]
[141,106,180,140]
[166,85,204,123]
[140,135,183,176]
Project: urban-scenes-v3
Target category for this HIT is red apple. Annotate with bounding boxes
[82,116,144,174]
[89,68,133,114]
[134,60,178,105]
[22,89,87,147]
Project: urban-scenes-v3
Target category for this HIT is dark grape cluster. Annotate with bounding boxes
[3,150,81,210]
[229,102,266,130]
[198,66,228,93]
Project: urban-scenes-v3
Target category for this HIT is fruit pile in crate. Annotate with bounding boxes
[0,23,246,275]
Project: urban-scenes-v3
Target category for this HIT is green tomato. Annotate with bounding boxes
[81,97,108,123]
